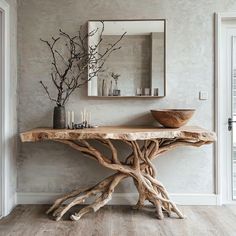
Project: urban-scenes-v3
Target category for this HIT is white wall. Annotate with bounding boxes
[16,0,236,204]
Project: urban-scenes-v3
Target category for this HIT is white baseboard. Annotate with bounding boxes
[169,193,218,205]
[17,192,219,206]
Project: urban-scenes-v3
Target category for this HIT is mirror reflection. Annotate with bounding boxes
[88,20,166,97]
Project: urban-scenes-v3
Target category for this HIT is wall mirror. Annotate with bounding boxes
[88,20,166,97]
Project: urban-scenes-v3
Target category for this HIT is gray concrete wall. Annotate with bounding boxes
[17,0,236,196]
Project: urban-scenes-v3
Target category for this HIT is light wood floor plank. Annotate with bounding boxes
[0,205,236,236]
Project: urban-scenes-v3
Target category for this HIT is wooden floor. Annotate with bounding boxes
[0,205,236,236]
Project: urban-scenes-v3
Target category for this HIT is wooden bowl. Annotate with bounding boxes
[150,109,195,128]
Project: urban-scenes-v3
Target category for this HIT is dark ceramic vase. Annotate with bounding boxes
[53,106,66,129]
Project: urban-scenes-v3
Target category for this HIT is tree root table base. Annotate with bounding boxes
[20,126,216,221]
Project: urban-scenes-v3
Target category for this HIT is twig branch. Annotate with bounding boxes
[40,21,125,106]
[39,81,57,103]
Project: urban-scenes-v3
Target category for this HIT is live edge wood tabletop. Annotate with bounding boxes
[20,126,216,221]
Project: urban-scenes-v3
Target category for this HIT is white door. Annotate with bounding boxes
[230,34,236,200]
[0,0,11,217]
[0,10,2,217]
[221,21,236,202]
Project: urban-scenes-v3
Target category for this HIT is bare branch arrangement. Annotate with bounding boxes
[40,22,126,106]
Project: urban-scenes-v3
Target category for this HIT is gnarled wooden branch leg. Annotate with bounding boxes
[46,187,89,215]
[48,138,191,221]
[129,140,185,220]
[49,173,127,221]
[70,173,126,221]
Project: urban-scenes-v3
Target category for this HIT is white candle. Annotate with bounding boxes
[67,111,70,128]
[86,111,89,123]
[89,111,91,125]
[87,111,90,125]
[71,111,74,123]
[84,109,86,122]
[81,111,84,123]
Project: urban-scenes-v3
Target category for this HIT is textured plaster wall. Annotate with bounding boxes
[17,0,236,195]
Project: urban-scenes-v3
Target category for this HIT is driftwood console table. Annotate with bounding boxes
[20,126,216,221]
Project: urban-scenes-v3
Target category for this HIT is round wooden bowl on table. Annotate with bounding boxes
[150,109,195,128]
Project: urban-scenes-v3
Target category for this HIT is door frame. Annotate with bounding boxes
[0,0,10,217]
[215,12,236,204]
